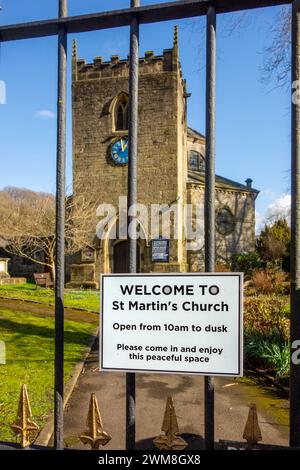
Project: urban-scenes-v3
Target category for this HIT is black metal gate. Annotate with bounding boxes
[0,0,300,451]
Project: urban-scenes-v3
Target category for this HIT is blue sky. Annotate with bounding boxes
[0,1,292,230]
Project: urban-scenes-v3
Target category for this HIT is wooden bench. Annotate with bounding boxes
[33,272,53,289]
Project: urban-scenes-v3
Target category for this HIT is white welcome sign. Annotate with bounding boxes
[100,273,243,376]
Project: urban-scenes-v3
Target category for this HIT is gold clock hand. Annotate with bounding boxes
[120,139,124,152]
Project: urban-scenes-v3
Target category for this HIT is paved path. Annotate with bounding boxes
[63,341,289,450]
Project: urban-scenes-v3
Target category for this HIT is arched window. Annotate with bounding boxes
[216,208,235,236]
[188,150,205,171]
[114,94,128,132]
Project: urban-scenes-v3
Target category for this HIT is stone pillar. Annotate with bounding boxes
[0,258,10,278]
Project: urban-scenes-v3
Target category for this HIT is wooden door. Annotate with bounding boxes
[113,241,140,273]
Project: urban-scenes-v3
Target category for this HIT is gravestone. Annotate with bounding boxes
[0,258,10,279]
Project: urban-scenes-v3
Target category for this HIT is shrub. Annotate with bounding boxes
[256,219,290,268]
[261,342,290,378]
[272,269,290,294]
[231,252,263,276]
[245,332,290,378]
[244,295,289,341]
[251,268,289,295]
[251,269,273,294]
[215,261,231,272]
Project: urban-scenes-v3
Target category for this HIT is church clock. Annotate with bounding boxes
[110,136,129,165]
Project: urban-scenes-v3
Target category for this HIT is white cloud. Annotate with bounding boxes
[255,211,264,235]
[36,109,56,119]
[266,193,291,223]
[256,194,291,235]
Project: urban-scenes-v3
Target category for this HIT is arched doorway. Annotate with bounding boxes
[113,241,140,273]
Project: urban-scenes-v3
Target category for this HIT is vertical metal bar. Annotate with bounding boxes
[126,0,140,451]
[290,0,300,449]
[204,6,216,451]
[54,0,67,451]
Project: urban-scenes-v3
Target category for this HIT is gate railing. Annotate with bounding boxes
[0,0,299,450]
[12,383,276,451]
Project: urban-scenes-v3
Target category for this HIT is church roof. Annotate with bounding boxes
[187,127,205,140]
[187,170,259,195]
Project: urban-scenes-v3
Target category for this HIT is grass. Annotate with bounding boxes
[0,283,100,312]
[0,306,98,443]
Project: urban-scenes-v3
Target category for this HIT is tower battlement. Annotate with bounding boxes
[72,27,182,82]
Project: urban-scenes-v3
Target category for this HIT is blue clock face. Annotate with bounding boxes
[111,137,129,165]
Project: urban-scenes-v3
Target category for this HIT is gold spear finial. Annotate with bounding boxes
[11,384,39,448]
[72,39,78,59]
[79,393,111,450]
[174,25,178,47]
[153,396,188,451]
[242,403,262,446]
[173,25,179,59]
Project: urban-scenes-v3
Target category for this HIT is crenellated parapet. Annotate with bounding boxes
[73,49,181,81]
[72,26,183,82]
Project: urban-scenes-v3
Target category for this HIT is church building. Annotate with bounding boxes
[68,29,258,288]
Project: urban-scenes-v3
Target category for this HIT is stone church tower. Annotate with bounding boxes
[68,30,258,288]
[69,30,189,287]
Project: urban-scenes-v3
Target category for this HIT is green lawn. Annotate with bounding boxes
[0,307,98,443]
[0,283,100,312]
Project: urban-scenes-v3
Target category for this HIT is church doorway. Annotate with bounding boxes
[113,241,140,273]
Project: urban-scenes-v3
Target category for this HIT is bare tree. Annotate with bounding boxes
[260,6,291,87]
[185,6,291,88]
[224,6,292,88]
[0,181,98,281]
[224,6,292,87]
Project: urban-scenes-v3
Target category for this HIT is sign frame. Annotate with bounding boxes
[100,272,243,377]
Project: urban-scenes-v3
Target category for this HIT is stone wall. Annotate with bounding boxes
[0,249,46,279]
[187,184,256,271]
